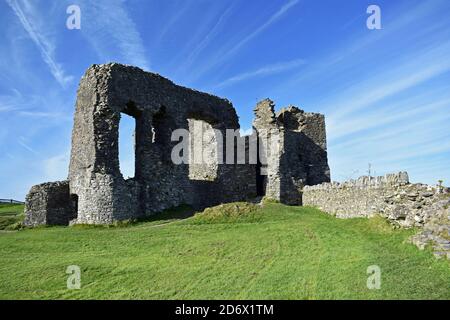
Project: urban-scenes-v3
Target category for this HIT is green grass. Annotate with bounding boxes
[0,203,24,215]
[0,203,449,300]
[0,204,24,230]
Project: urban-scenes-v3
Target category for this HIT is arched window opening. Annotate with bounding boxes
[119,110,137,179]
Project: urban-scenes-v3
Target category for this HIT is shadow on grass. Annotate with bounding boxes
[135,204,196,224]
[71,204,196,229]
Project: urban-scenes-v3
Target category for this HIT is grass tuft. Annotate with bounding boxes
[261,197,280,205]
[190,202,260,224]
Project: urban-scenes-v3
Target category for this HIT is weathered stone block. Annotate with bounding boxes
[23,181,76,227]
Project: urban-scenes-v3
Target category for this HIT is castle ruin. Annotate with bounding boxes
[24,63,330,226]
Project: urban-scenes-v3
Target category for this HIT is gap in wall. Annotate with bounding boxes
[119,113,136,179]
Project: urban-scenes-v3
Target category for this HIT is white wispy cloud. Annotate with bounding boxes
[0,90,72,120]
[328,109,450,183]
[313,5,450,185]
[226,0,299,58]
[188,0,300,82]
[178,5,235,74]
[331,101,450,151]
[269,0,450,100]
[17,110,71,120]
[18,136,39,155]
[154,1,191,46]
[328,94,450,142]
[79,0,150,70]
[214,58,306,89]
[327,54,450,124]
[6,0,73,87]
[0,89,30,113]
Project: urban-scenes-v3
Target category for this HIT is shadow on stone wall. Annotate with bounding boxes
[280,131,331,205]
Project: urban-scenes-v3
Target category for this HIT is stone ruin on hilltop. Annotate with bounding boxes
[24,63,330,226]
[22,63,450,260]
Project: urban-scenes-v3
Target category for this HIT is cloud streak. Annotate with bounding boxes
[17,110,72,120]
[189,0,300,82]
[18,136,39,155]
[214,58,306,89]
[6,0,73,87]
[225,0,299,59]
[79,0,150,70]
[327,53,450,124]
[328,94,450,142]
[180,5,235,73]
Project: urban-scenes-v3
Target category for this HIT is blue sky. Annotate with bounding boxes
[1,0,450,200]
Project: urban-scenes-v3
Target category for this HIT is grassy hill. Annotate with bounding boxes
[0,203,24,230]
[0,202,449,299]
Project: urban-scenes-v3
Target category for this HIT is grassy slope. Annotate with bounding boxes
[0,204,24,230]
[0,203,24,215]
[0,203,449,300]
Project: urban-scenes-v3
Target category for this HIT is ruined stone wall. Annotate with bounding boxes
[23,181,76,227]
[24,63,329,226]
[187,132,257,208]
[303,172,449,228]
[278,107,330,204]
[411,199,450,260]
[253,100,330,205]
[68,63,255,224]
[253,99,282,201]
[278,107,330,186]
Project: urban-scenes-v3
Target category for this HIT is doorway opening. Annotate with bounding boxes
[256,135,267,196]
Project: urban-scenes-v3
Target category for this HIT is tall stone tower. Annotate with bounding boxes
[253,99,330,205]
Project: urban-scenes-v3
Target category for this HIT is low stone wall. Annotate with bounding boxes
[24,180,77,227]
[410,200,450,259]
[303,172,449,228]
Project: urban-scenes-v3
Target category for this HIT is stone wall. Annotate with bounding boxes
[23,181,76,227]
[303,172,449,228]
[410,199,450,259]
[253,99,283,201]
[24,63,329,226]
[68,63,256,224]
[253,99,330,205]
[277,106,330,187]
